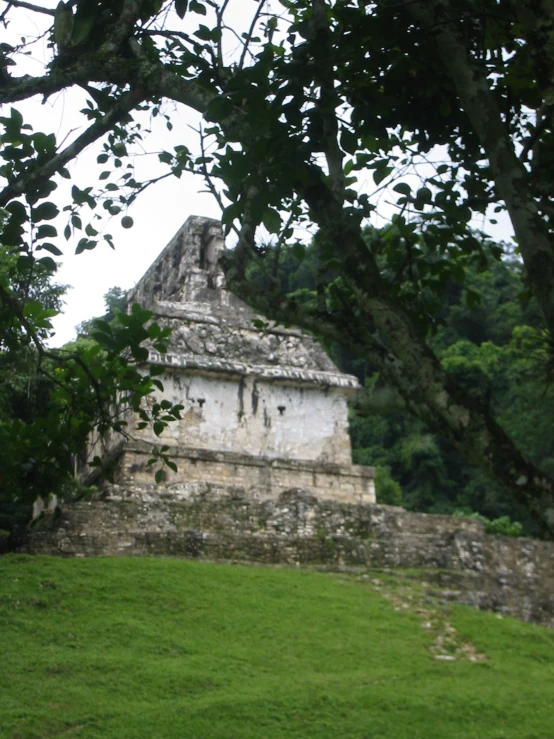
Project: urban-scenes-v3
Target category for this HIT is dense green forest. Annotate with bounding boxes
[0,274,175,536]
[0,245,69,534]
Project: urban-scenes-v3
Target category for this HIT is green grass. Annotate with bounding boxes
[1,556,553,738]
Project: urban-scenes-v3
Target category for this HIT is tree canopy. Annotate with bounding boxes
[1,0,554,534]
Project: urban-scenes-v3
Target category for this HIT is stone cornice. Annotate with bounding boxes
[148,351,360,389]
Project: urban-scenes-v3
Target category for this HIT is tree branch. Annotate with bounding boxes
[214,0,232,68]
[4,0,56,16]
[198,126,241,241]
[0,88,145,208]
[238,0,267,70]
[102,0,150,56]
[311,0,345,203]
[143,28,196,46]
[0,71,77,105]
[404,0,554,340]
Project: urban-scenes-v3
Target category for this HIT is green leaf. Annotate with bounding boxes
[393,183,412,196]
[71,11,96,46]
[262,208,282,234]
[132,346,150,362]
[205,96,235,122]
[373,167,393,186]
[36,224,57,239]
[37,256,57,272]
[36,243,63,256]
[416,187,432,204]
[32,132,56,154]
[189,0,206,14]
[148,323,161,339]
[10,106,23,130]
[175,0,188,18]
[91,319,112,335]
[222,201,242,226]
[130,303,153,322]
[17,255,34,271]
[340,129,358,155]
[23,300,43,319]
[31,202,59,222]
[75,238,96,254]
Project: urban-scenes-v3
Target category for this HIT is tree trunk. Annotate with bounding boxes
[405,0,554,339]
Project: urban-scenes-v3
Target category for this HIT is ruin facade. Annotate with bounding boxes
[24,217,554,629]
[85,215,375,504]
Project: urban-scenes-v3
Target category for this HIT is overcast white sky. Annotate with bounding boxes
[3,0,514,347]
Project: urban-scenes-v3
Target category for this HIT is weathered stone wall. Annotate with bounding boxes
[117,447,375,503]
[132,373,354,464]
[24,487,554,628]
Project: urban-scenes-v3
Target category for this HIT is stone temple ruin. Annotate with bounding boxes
[85,215,376,503]
[25,216,554,628]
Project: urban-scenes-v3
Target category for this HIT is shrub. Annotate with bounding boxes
[375,466,403,506]
[453,510,524,537]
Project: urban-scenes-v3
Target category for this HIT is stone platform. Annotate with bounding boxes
[25,487,554,628]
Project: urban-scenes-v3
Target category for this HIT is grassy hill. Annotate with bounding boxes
[1,555,553,739]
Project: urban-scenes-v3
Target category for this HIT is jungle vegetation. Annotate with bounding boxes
[1,0,554,534]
